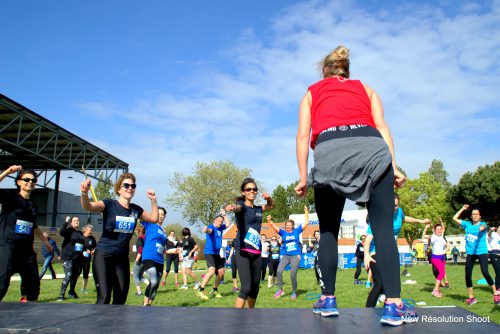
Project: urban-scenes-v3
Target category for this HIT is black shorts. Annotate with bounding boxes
[205,254,224,270]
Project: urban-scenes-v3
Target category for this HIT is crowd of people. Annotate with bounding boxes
[1,45,499,328]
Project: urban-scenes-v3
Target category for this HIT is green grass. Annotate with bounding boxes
[4,261,499,323]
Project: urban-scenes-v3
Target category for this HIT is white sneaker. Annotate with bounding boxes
[193,282,201,290]
[180,285,189,290]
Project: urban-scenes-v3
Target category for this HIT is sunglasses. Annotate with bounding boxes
[244,187,258,192]
[21,177,37,183]
[121,183,137,190]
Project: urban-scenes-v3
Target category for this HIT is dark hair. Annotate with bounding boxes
[182,227,191,237]
[169,230,175,234]
[158,207,167,215]
[15,169,38,191]
[394,193,400,201]
[433,223,443,231]
[236,177,256,201]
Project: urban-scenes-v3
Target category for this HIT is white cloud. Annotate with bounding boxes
[74,0,500,218]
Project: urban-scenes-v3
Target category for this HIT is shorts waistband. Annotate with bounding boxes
[316,125,381,146]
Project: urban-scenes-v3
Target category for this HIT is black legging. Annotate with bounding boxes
[236,250,261,300]
[165,255,179,274]
[144,260,164,301]
[231,255,238,279]
[366,255,383,307]
[60,259,82,297]
[491,253,500,288]
[354,256,364,280]
[82,259,91,280]
[268,259,279,277]
[465,254,494,288]
[261,257,269,280]
[92,249,130,304]
[315,165,400,297]
[0,246,39,302]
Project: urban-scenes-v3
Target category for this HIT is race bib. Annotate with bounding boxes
[83,252,90,258]
[244,227,261,250]
[156,243,165,255]
[286,242,297,252]
[74,243,83,252]
[182,250,188,257]
[466,233,478,243]
[272,253,279,260]
[114,216,136,233]
[15,220,33,235]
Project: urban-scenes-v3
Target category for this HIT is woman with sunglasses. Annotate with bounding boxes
[267,236,281,288]
[80,172,158,304]
[295,46,414,325]
[0,165,52,301]
[225,177,274,308]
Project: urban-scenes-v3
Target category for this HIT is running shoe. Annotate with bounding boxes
[312,296,339,317]
[160,280,166,286]
[67,291,79,299]
[365,281,372,288]
[136,292,142,296]
[210,290,222,298]
[56,296,64,302]
[431,290,442,298]
[493,294,500,305]
[466,297,477,305]
[196,290,209,300]
[180,285,189,290]
[444,282,450,288]
[274,290,285,298]
[80,289,89,294]
[380,300,417,326]
[267,284,272,288]
[175,282,179,287]
[232,287,240,293]
[19,297,27,303]
[354,279,360,285]
[193,281,201,290]
[291,293,297,300]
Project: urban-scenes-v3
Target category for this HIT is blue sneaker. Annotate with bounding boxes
[365,281,372,288]
[312,296,339,317]
[380,299,418,326]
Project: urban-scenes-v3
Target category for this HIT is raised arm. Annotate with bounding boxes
[225,203,243,214]
[262,192,274,212]
[404,216,431,225]
[266,215,280,233]
[422,224,431,240]
[80,179,105,212]
[365,85,405,188]
[438,217,446,234]
[295,91,312,197]
[139,190,158,223]
[203,226,213,234]
[453,204,469,225]
[302,205,310,229]
[0,165,22,184]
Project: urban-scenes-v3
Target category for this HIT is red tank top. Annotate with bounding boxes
[308,77,375,149]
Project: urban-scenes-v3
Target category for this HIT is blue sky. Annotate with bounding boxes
[1,0,499,225]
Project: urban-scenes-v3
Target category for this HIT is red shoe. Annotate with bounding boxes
[20,297,28,303]
[160,280,165,286]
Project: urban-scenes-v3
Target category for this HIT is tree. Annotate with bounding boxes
[166,160,256,230]
[397,172,455,247]
[265,181,315,222]
[428,159,451,190]
[448,162,499,224]
[93,172,114,201]
[163,223,185,237]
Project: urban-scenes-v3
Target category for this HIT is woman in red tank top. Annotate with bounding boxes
[294,45,414,326]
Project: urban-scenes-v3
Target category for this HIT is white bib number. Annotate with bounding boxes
[15,220,33,235]
[156,243,165,255]
[244,227,261,250]
[466,233,478,243]
[114,216,136,233]
[74,243,83,252]
[286,242,297,252]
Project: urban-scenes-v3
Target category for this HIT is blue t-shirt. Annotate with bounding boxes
[279,225,303,256]
[142,222,168,264]
[366,218,401,254]
[234,200,263,251]
[96,199,143,256]
[461,220,488,255]
[393,207,405,236]
[204,223,227,255]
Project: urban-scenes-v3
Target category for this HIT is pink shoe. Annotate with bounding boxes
[274,290,285,298]
[494,294,500,305]
[431,290,442,298]
[160,280,165,286]
[175,282,179,287]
